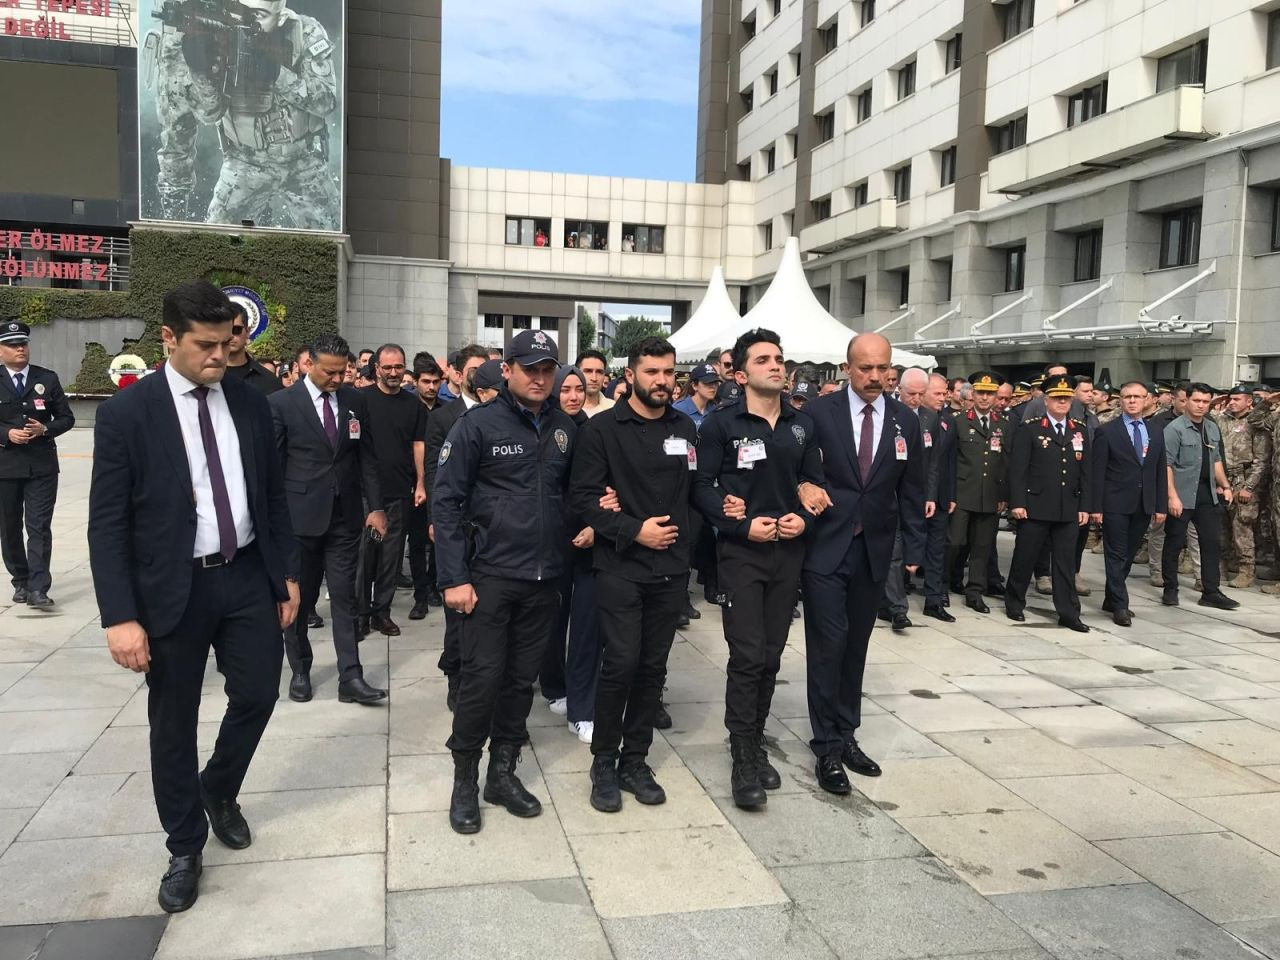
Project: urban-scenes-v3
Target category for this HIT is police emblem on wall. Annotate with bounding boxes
[554,428,568,454]
[222,285,270,341]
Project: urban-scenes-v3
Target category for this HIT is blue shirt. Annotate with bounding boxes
[674,396,713,431]
[1122,413,1147,459]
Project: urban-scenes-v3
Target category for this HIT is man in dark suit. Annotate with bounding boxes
[921,372,957,621]
[1089,380,1167,626]
[0,320,74,607]
[88,281,300,913]
[798,333,925,794]
[1004,375,1091,632]
[269,332,387,706]
[881,367,934,631]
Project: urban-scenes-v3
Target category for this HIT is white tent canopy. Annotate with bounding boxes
[668,265,741,362]
[673,238,936,370]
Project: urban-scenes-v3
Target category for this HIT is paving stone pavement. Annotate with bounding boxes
[2,430,1280,958]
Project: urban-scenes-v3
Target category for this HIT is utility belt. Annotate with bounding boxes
[220,108,328,159]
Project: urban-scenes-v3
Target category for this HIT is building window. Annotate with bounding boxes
[1271,191,1280,252]
[766,68,779,97]
[893,163,912,202]
[512,315,532,330]
[741,86,754,113]
[816,109,835,144]
[743,11,757,41]
[894,269,910,308]
[505,217,551,247]
[564,220,608,251]
[811,195,832,221]
[765,145,777,174]
[483,314,503,330]
[786,131,798,160]
[790,49,802,76]
[1001,0,1033,42]
[991,114,1028,154]
[783,209,795,236]
[772,0,781,17]
[937,258,954,302]
[897,60,917,100]
[818,19,838,57]
[939,146,957,187]
[1156,39,1208,92]
[856,87,872,123]
[1073,229,1102,282]
[1268,11,1280,71]
[860,0,875,27]
[1152,359,1190,381]
[622,223,665,254]
[1067,80,1107,127]
[852,181,869,207]
[945,33,962,73]
[761,220,774,251]
[1004,245,1026,292]
[1158,207,1201,268]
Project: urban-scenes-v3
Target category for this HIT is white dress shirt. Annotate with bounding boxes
[165,363,254,557]
[303,374,339,427]
[848,387,885,458]
[1048,415,1067,438]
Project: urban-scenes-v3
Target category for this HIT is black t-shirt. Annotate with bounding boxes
[360,385,428,500]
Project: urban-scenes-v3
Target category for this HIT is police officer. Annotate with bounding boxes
[570,336,698,815]
[432,329,577,834]
[694,329,822,809]
[1004,375,1091,632]
[0,321,74,607]
[1213,385,1269,588]
[947,372,1008,613]
[673,362,720,428]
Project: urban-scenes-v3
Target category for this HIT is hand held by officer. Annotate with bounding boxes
[598,486,622,512]
[445,583,478,614]
[798,481,832,516]
[366,509,388,538]
[107,620,150,673]
[747,516,777,542]
[278,579,300,630]
[637,515,678,550]
[723,494,746,520]
[776,513,806,540]
[571,526,595,549]
[1218,485,1233,504]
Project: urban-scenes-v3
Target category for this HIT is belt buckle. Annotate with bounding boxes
[199,553,225,569]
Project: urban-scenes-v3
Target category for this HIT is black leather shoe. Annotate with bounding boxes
[1199,591,1241,611]
[338,676,388,704]
[619,761,667,805]
[754,734,781,790]
[1112,609,1133,627]
[984,582,1006,599]
[427,588,444,608]
[357,615,371,638]
[654,702,672,730]
[729,735,766,809]
[200,779,250,849]
[1058,616,1090,633]
[891,613,911,633]
[677,612,690,628]
[1006,608,1026,622]
[446,675,459,712]
[923,604,956,623]
[684,602,701,621]
[966,597,990,614]
[1162,590,1179,607]
[370,614,401,637]
[704,586,724,606]
[483,742,542,817]
[815,755,851,795]
[12,586,27,604]
[590,755,622,813]
[409,601,429,620]
[26,591,53,608]
[158,854,202,913]
[841,739,882,777]
[306,612,324,629]
[449,751,482,834]
[288,672,312,702]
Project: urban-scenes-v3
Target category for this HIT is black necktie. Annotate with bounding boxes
[1056,422,1064,441]
[981,416,988,432]
[13,372,23,394]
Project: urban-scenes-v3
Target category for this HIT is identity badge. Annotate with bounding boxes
[895,436,908,460]
[663,436,688,456]
[348,416,361,440]
[737,439,766,469]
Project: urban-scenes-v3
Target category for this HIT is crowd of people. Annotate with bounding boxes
[0,279,1267,914]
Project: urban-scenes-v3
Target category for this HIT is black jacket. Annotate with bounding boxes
[431,388,576,588]
[223,357,283,396]
[1090,415,1168,517]
[87,367,298,635]
[423,394,472,501]
[1009,415,1090,523]
[0,364,74,479]
[268,379,383,538]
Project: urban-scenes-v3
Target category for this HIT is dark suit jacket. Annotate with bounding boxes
[804,390,926,580]
[0,364,75,478]
[1009,416,1090,523]
[87,366,298,636]
[423,396,470,499]
[268,379,382,538]
[1089,415,1168,516]
[922,406,957,507]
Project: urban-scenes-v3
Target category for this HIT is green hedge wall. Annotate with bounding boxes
[0,228,340,390]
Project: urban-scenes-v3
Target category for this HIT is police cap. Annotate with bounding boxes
[968,371,1003,393]
[473,359,505,390]
[688,363,721,384]
[1044,375,1074,397]
[506,329,559,367]
[0,321,30,345]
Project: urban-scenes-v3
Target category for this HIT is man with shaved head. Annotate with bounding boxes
[795,334,925,794]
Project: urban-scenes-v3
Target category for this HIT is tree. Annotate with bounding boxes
[576,306,597,358]
[612,316,667,361]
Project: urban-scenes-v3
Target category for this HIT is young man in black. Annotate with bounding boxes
[571,337,698,813]
[358,344,428,637]
[406,355,444,619]
[694,329,822,809]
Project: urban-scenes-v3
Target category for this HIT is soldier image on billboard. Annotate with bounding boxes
[147,0,341,230]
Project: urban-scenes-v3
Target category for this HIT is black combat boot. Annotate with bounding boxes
[730,734,766,809]
[482,742,542,817]
[754,732,781,790]
[449,751,482,834]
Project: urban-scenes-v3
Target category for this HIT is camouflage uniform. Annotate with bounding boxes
[190,9,339,228]
[153,27,200,221]
[1247,402,1280,593]
[1212,408,1270,586]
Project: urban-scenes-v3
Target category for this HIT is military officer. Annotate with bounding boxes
[1004,375,1091,632]
[0,321,75,607]
[947,372,1008,613]
[1213,385,1269,588]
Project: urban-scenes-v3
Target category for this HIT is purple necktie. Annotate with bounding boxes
[1131,420,1144,462]
[192,386,237,561]
[858,405,875,483]
[322,393,338,448]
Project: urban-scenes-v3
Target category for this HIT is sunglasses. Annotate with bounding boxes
[231,325,245,335]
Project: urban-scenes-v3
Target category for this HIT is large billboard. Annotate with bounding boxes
[137,0,344,232]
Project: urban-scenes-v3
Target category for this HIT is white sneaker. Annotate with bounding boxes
[548,697,568,716]
[569,720,594,743]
